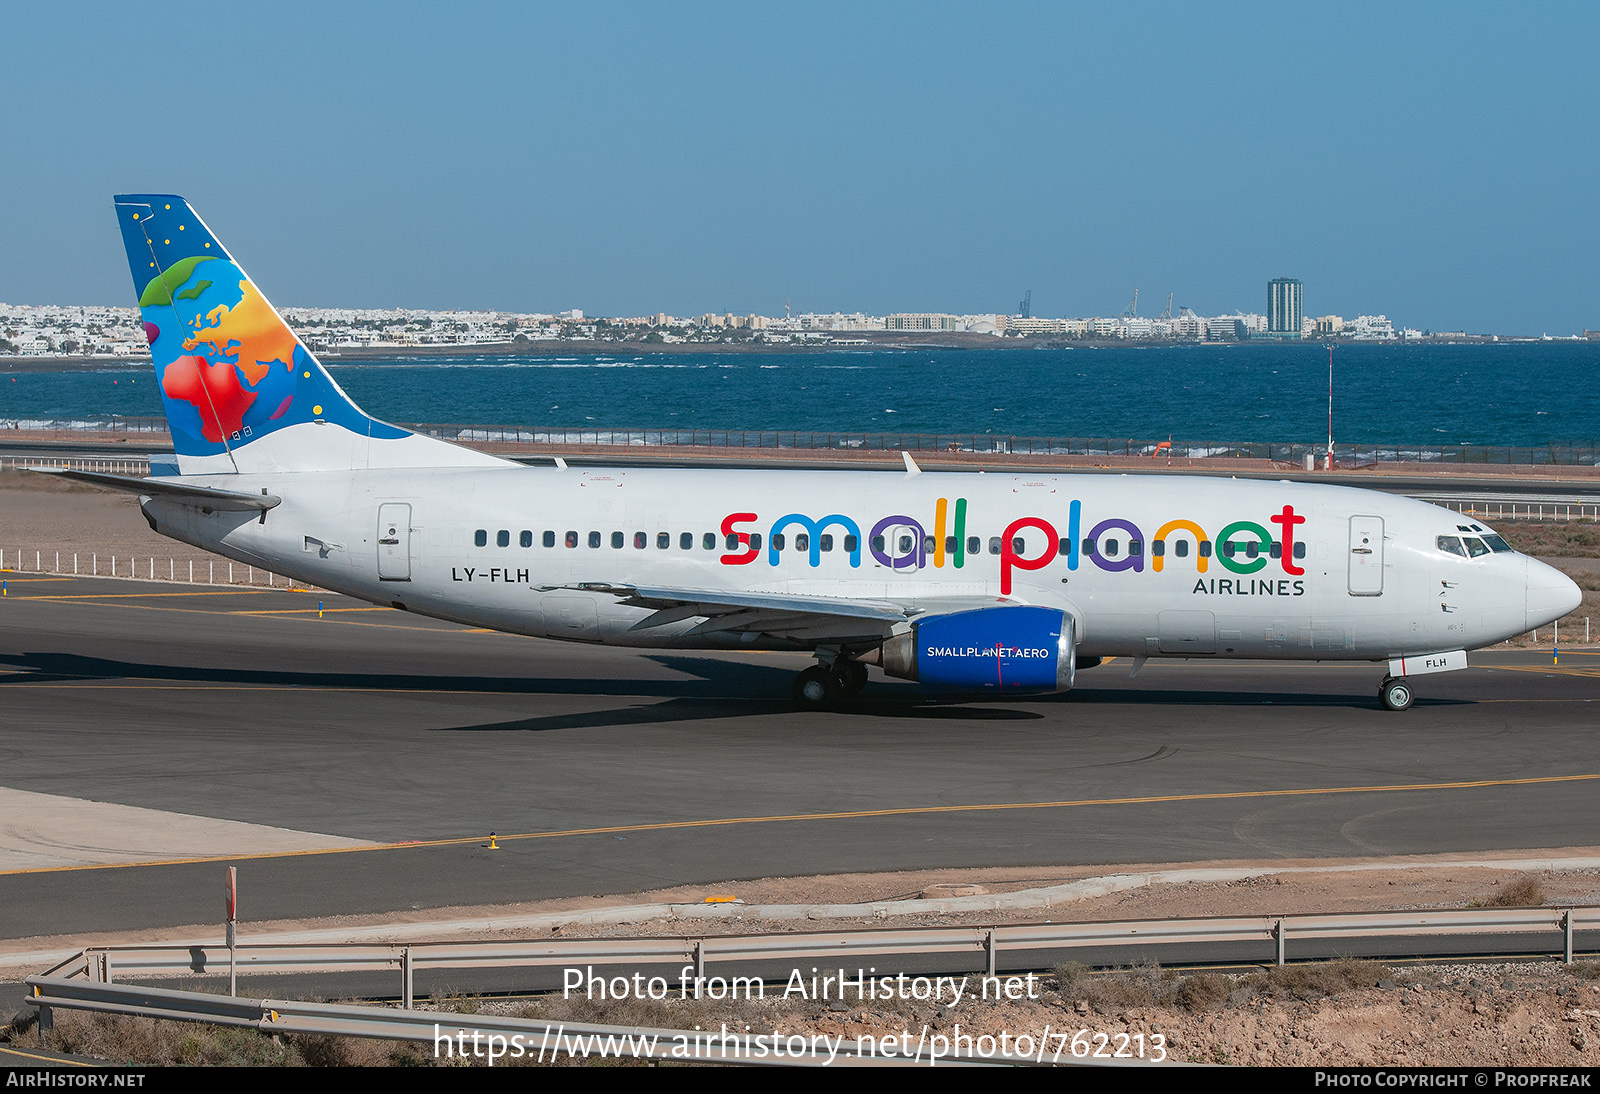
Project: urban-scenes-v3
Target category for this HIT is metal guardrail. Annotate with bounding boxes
[21,977,1060,1066]
[36,906,1598,1010]
[24,906,1596,1065]
[23,978,1038,1066]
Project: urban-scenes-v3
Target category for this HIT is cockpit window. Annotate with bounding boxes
[1437,535,1467,557]
[1481,534,1513,553]
[1463,537,1490,558]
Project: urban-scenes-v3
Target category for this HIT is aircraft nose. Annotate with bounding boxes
[1526,557,1582,631]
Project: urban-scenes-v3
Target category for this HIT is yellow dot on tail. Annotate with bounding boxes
[204,243,210,248]
[303,371,311,378]
[164,239,170,245]
[164,204,170,209]
[313,405,323,415]
[132,213,140,220]
[179,225,185,231]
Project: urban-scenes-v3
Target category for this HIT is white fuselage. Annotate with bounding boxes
[141,465,1568,663]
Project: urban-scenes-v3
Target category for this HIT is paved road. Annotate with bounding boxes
[2,574,1597,940]
[4,440,1599,499]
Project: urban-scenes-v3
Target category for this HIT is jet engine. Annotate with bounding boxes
[875,605,1077,693]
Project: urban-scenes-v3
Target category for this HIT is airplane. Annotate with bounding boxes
[39,194,1582,712]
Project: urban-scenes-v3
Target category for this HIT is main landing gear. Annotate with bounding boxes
[1378,676,1414,712]
[792,654,868,710]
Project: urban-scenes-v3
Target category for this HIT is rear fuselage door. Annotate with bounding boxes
[378,502,412,581]
[1348,515,1384,596]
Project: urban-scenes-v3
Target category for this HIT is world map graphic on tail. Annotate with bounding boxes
[114,194,406,457]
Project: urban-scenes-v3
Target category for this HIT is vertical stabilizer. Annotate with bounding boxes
[113,195,507,475]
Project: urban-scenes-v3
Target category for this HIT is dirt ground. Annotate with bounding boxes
[7,855,1600,1067]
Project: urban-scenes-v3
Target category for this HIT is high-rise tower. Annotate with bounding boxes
[1267,277,1303,338]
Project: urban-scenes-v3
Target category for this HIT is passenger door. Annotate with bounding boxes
[1347,515,1384,596]
[377,503,412,581]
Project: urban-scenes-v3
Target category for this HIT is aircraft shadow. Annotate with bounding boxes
[0,652,1462,738]
[0,650,791,699]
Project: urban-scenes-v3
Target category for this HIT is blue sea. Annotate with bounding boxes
[3,342,1597,448]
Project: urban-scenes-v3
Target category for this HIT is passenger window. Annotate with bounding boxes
[474,529,487,547]
[1058,538,1071,556]
[543,530,556,548]
[1012,537,1024,553]
[1174,540,1189,558]
[924,536,937,554]
[1104,539,1119,557]
[899,535,914,553]
[520,530,532,548]
[1129,540,1142,556]
[588,531,601,548]
[1465,537,1490,558]
[565,530,578,548]
[1437,536,1467,557]
[657,532,670,549]
[844,535,859,552]
[726,533,740,550]
[772,533,786,551]
[1082,539,1096,557]
[634,531,647,549]
[1292,542,1305,559]
[873,535,886,552]
[1245,541,1259,559]
[988,537,1001,555]
[749,533,762,551]
[1269,542,1281,559]
[702,532,716,550]
[611,531,624,549]
[680,532,693,550]
[820,534,834,552]
[967,536,980,555]
[1222,542,1236,558]
[496,530,509,548]
[1199,541,1213,558]
[796,534,810,552]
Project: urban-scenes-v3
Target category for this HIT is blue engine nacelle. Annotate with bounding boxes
[876,605,1077,693]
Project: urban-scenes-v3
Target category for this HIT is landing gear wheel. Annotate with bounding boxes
[1379,677,1414,712]
[793,666,841,710]
[834,661,868,697]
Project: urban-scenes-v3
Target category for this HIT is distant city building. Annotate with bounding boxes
[885,313,957,332]
[1315,315,1344,335]
[1265,278,1303,339]
[1350,314,1397,341]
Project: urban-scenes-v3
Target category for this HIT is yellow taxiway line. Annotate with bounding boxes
[6,771,1598,877]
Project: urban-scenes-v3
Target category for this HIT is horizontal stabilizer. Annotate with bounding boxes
[27,468,281,511]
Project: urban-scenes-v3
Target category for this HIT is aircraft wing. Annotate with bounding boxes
[566,583,1009,644]
[27,468,281,511]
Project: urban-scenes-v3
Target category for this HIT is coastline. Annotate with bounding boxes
[0,332,1046,372]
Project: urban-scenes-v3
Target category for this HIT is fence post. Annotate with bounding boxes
[986,930,998,978]
[1565,910,1574,965]
[1275,919,1286,967]
[403,946,414,1009]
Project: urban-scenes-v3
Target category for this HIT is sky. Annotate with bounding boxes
[3,1,1597,333]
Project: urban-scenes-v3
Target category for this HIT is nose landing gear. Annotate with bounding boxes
[1378,676,1414,712]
